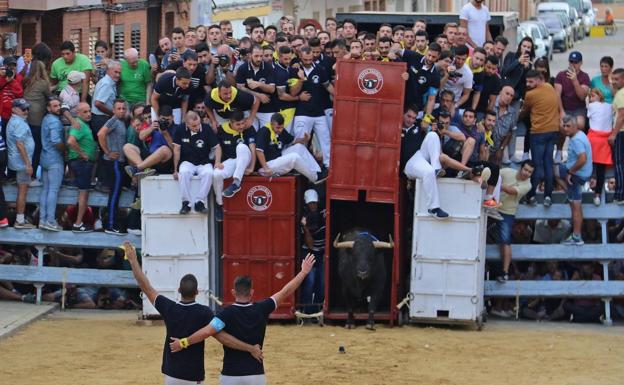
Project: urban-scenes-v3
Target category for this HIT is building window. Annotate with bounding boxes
[326,8,333,18]
[131,24,141,54]
[88,28,100,60]
[21,23,37,50]
[364,0,386,11]
[165,12,174,37]
[114,24,125,59]
[69,29,82,52]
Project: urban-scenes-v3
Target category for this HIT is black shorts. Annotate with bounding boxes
[69,160,94,190]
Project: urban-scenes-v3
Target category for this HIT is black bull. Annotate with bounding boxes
[333,231,393,330]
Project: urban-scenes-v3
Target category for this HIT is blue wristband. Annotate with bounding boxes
[209,317,225,332]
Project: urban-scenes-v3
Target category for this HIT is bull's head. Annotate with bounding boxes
[334,233,393,280]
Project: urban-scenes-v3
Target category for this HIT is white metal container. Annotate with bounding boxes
[409,179,486,327]
[140,177,219,317]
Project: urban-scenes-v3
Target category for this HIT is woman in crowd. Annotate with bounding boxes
[92,40,110,85]
[196,25,207,44]
[587,88,613,205]
[590,56,614,104]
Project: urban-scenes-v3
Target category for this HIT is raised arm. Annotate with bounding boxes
[271,253,315,306]
[124,241,158,304]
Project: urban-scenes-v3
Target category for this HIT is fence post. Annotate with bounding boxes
[34,245,45,304]
[599,220,612,325]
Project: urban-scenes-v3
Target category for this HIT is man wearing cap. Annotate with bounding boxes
[300,188,326,314]
[0,59,24,143]
[554,51,590,162]
[50,41,93,103]
[91,60,121,139]
[59,70,83,115]
[6,99,35,228]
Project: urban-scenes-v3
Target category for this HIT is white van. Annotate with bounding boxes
[537,2,582,41]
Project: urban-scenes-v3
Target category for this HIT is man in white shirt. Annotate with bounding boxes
[442,45,473,109]
[459,0,492,48]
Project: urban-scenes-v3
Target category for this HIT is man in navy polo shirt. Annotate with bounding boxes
[205,80,260,129]
[167,50,209,109]
[292,46,334,168]
[235,45,276,129]
[124,241,262,385]
[151,67,193,124]
[274,46,306,133]
[170,253,316,385]
[173,111,221,214]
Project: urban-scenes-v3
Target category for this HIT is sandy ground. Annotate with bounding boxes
[0,311,622,385]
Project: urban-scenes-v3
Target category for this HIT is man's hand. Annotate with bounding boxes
[123,241,137,264]
[173,171,179,181]
[566,68,577,82]
[257,94,270,104]
[108,152,120,160]
[244,167,254,175]
[150,64,158,72]
[300,253,316,275]
[300,216,307,227]
[25,165,33,177]
[299,91,312,102]
[71,119,80,129]
[566,173,573,186]
[297,68,305,80]
[81,153,89,161]
[250,344,263,363]
[215,162,224,169]
[169,337,183,353]
[260,167,273,176]
[400,72,409,81]
[476,121,485,133]
[247,79,259,90]
[245,118,254,129]
[608,133,617,146]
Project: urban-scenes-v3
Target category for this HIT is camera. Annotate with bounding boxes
[5,68,13,78]
[158,118,169,130]
[218,54,230,67]
[448,71,462,78]
[238,48,250,57]
[436,122,445,130]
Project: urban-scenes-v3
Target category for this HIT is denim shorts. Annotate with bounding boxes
[69,159,94,190]
[559,164,587,201]
[496,213,516,245]
[16,170,31,185]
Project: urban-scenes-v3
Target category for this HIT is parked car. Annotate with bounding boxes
[524,20,555,60]
[570,8,585,40]
[582,0,596,36]
[537,2,580,41]
[539,13,571,52]
[518,22,549,60]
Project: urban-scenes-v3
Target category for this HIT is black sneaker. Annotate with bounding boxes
[180,201,191,215]
[427,207,449,220]
[194,201,207,213]
[105,227,127,236]
[314,169,329,185]
[222,183,241,198]
[471,165,485,176]
[124,165,138,178]
[72,223,93,233]
[215,204,223,222]
[496,273,509,283]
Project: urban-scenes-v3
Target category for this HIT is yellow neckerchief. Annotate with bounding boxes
[222,121,243,140]
[415,47,428,56]
[273,51,279,62]
[466,57,484,74]
[265,122,278,144]
[485,129,494,146]
[379,55,390,62]
[261,41,270,48]
[211,86,238,112]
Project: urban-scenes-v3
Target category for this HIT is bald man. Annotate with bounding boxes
[120,47,153,104]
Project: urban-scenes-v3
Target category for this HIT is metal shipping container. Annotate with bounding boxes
[409,179,487,328]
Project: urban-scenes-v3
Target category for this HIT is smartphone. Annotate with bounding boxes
[148,53,158,66]
[226,32,233,38]
[95,54,102,64]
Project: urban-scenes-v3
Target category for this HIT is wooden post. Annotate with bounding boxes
[34,245,44,304]
[599,220,612,325]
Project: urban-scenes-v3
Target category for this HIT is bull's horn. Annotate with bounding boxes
[333,233,355,249]
[373,234,394,249]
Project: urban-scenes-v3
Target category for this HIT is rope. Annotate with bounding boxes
[396,294,410,310]
[208,291,223,306]
[294,310,324,318]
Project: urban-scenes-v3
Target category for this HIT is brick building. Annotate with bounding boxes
[0,0,190,60]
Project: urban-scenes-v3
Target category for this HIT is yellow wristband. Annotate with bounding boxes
[180,338,189,349]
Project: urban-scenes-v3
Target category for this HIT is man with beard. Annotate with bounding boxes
[236,45,276,129]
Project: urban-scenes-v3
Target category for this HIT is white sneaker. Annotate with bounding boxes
[127,228,142,236]
[29,179,42,187]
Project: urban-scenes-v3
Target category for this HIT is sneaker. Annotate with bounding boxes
[124,165,139,178]
[479,167,491,188]
[501,153,511,165]
[543,196,552,208]
[14,220,36,229]
[194,201,207,213]
[222,183,241,198]
[179,201,191,215]
[593,195,601,206]
[39,222,52,231]
[46,221,63,232]
[456,170,468,179]
[483,199,500,208]
[614,199,624,205]
[29,179,42,187]
[527,196,537,205]
[562,234,584,246]
[485,208,504,221]
[105,227,127,236]
[215,204,224,222]
[490,309,511,318]
[0,218,8,228]
[72,223,93,233]
[127,228,142,236]
[509,154,525,163]
[129,198,141,210]
[470,165,485,176]
[136,168,157,178]
[21,293,36,303]
[496,273,509,283]
[314,169,329,185]
[435,169,446,178]
[427,207,449,220]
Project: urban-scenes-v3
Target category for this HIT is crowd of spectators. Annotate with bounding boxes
[0,1,623,318]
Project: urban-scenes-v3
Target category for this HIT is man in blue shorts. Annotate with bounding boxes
[170,253,316,385]
[124,241,263,385]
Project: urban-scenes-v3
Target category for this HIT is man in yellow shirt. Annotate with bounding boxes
[610,68,624,204]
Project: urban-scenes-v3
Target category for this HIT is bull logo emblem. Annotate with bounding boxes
[246,185,273,211]
[357,68,384,95]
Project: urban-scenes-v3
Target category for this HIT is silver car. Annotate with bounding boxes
[518,22,551,60]
[524,20,555,60]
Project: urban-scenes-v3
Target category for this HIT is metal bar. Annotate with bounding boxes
[485,244,624,261]
[485,280,624,297]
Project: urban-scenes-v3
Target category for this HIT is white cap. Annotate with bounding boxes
[67,70,86,84]
[304,189,318,204]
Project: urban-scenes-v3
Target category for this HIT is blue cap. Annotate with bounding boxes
[568,51,582,62]
[12,98,30,110]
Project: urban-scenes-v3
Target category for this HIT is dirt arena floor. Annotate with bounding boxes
[1,310,622,385]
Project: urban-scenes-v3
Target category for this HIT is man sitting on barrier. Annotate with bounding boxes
[173,111,221,215]
[401,106,486,219]
[255,112,327,184]
[205,80,259,130]
[213,110,256,221]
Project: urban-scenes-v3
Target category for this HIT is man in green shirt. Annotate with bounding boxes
[120,48,153,104]
[67,102,98,233]
[50,41,93,103]
[494,160,534,283]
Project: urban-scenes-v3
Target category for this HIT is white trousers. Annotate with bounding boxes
[404,132,442,210]
[262,143,320,182]
[178,161,213,204]
[255,112,273,131]
[152,108,182,124]
[220,374,266,385]
[213,144,252,205]
[293,115,331,167]
[324,108,334,131]
[164,374,204,385]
